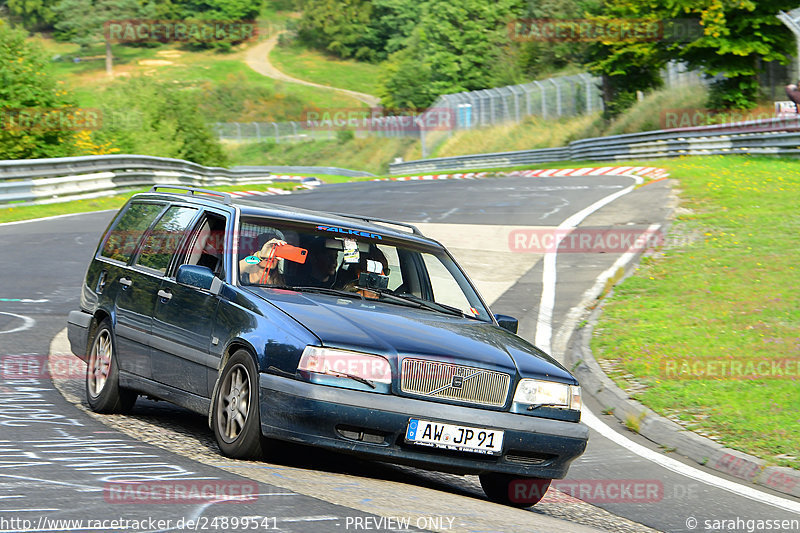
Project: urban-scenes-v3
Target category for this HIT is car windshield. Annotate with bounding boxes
[236,216,491,322]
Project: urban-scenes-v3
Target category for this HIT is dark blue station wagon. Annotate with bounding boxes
[68,186,588,506]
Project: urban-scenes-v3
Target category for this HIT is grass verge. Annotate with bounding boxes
[591,155,800,470]
[0,181,313,224]
[33,36,363,118]
[225,136,419,175]
[269,40,382,97]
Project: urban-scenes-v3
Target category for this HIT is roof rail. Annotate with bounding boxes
[148,186,232,205]
[332,213,423,236]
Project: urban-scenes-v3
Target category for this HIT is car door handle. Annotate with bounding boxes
[157,289,172,301]
[119,277,132,288]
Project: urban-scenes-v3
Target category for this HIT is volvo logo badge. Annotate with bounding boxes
[451,375,464,389]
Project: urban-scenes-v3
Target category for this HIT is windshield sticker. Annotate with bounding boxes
[244,255,261,265]
[343,239,360,263]
[316,225,383,240]
[366,259,383,274]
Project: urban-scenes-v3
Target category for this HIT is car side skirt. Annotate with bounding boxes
[120,371,211,416]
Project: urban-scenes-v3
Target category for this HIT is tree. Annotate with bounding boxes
[369,0,421,59]
[6,0,59,29]
[661,0,795,109]
[0,21,79,159]
[380,0,521,109]
[91,77,228,166]
[296,0,379,61]
[172,0,264,51]
[52,0,146,76]
[590,0,796,111]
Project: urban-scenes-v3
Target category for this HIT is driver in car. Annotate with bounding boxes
[302,241,340,288]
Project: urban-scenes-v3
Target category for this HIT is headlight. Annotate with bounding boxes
[298,346,392,389]
[512,379,581,411]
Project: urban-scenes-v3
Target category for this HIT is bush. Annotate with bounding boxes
[91,77,227,166]
[0,22,79,159]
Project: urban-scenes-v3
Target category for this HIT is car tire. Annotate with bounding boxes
[479,473,551,508]
[212,350,263,459]
[85,318,137,414]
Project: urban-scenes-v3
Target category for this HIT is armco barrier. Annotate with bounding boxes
[231,165,375,178]
[0,155,285,206]
[5,115,800,201]
[390,116,800,174]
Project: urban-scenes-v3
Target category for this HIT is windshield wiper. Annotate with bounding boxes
[332,371,376,389]
[370,289,467,318]
[290,286,364,299]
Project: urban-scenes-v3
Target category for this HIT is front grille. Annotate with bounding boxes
[400,358,510,407]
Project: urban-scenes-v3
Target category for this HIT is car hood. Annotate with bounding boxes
[254,289,575,383]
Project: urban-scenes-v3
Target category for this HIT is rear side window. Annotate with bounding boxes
[100,202,165,263]
[135,206,198,275]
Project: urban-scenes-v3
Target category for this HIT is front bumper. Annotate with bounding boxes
[259,373,588,478]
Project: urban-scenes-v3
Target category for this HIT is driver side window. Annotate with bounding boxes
[181,213,227,277]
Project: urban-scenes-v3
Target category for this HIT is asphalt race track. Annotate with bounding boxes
[1,174,798,533]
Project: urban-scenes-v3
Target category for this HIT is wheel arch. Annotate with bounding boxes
[208,339,259,428]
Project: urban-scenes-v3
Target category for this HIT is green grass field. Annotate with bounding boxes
[33,36,364,118]
[269,40,382,97]
[0,182,302,224]
[592,156,800,469]
[226,136,419,175]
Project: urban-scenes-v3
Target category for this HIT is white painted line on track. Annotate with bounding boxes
[0,311,35,335]
[582,409,800,514]
[535,172,800,513]
[0,209,117,227]
[0,509,59,512]
[534,175,642,353]
[280,516,340,522]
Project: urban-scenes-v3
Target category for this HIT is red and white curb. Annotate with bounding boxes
[229,188,293,198]
[500,166,669,180]
[380,166,669,182]
[229,167,670,197]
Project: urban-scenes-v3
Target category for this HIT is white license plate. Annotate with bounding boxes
[405,419,504,455]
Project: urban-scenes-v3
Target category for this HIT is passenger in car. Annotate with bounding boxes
[239,233,286,286]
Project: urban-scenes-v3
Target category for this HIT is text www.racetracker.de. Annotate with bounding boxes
[0,515,280,531]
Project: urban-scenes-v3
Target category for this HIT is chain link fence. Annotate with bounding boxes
[213,67,714,156]
[213,72,605,151]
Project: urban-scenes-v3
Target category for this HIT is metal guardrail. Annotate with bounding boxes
[5,115,800,204]
[232,165,374,178]
[0,154,281,206]
[389,116,800,174]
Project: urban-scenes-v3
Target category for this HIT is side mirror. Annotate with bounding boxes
[494,314,518,334]
[176,265,222,295]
